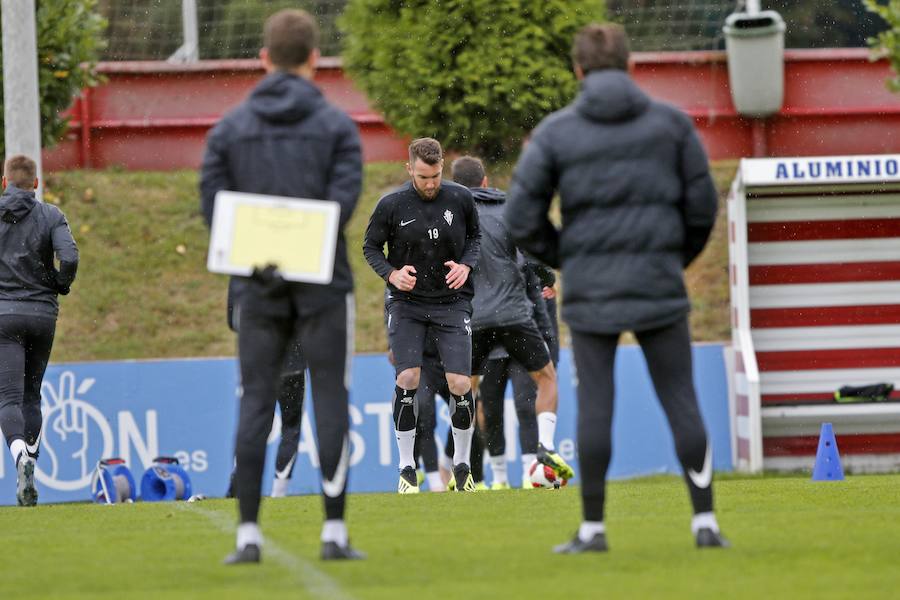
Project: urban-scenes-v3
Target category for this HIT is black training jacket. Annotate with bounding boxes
[507,69,718,334]
[0,185,78,318]
[468,187,533,330]
[200,71,363,319]
[364,180,480,302]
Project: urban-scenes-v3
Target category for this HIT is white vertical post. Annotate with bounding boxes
[746,0,761,15]
[2,0,43,201]
[168,0,199,63]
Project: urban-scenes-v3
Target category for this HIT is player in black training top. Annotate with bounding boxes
[363,137,481,493]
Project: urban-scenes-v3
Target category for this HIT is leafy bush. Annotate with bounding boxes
[341,0,607,161]
[0,0,106,158]
[866,0,900,91]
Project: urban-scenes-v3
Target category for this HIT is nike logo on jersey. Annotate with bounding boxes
[687,443,712,489]
[463,318,470,324]
[400,219,416,227]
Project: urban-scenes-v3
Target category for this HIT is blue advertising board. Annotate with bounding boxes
[0,345,731,504]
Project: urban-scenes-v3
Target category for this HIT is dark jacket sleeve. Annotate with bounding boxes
[525,256,556,289]
[524,263,553,336]
[51,209,78,294]
[679,123,718,267]
[327,117,364,229]
[506,136,561,269]
[459,194,481,269]
[199,121,233,228]
[363,198,395,281]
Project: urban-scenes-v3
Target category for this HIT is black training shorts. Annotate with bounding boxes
[386,296,472,376]
[471,320,550,376]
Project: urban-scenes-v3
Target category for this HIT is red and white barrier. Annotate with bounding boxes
[728,154,900,472]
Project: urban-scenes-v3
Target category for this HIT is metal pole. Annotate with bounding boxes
[746,0,761,15]
[182,0,199,62]
[169,0,199,63]
[2,0,43,200]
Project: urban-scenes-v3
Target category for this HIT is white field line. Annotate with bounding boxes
[176,503,354,600]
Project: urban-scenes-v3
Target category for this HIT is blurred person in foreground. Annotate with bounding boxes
[507,24,724,553]
[200,9,363,563]
[0,155,78,506]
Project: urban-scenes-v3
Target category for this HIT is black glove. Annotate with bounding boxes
[250,264,288,298]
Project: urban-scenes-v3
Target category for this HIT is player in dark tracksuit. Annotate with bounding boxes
[0,155,78,507]
[363,138,482,494]
[507,24,724,553]
[200,9,363,562]
[451,156,574,486]
[478,262,559,488]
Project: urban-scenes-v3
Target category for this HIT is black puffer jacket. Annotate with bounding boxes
[0,185,78,317]
[200,71,363,323]
[507,69,718,334]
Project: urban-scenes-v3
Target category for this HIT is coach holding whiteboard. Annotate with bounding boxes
[507,24,725,553]
[200,9,363,563]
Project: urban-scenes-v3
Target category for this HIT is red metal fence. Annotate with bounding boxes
[42,49,900,171]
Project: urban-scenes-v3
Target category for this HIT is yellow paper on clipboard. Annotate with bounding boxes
[207,191,340,284]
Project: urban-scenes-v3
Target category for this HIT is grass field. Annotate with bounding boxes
[3,473,898,599]
[43,161,736,361]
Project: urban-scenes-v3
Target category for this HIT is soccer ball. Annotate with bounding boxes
[528,459,566,489]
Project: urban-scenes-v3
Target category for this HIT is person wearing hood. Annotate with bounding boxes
[506,24,723,553]
[200,9,363,563]
[0,155,78,507]
[451,156,573,488]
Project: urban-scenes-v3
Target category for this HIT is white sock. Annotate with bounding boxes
[236,522,262,550]
[452,426,474,467]
[396,429,416,469]
[537,412,557,451]
[9,439,26,466]
[426,471,445,492]
[489,454,508,485]
[438,452,453,472]
[321,519,348,546]
[578,521,606,542]
[691,512,720,535]
[271,477,289,498]
[521,453,536,479]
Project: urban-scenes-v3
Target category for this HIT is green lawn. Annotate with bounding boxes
[45,161,737,361]
[2,474,896,599]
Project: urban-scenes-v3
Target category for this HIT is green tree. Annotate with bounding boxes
[866,0,900,91]
[0,0,107,158]
[341,0,606,161]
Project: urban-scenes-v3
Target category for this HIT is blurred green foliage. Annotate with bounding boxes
[340,0,606,161]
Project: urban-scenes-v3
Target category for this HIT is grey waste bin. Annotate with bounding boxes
[723,10,786,118]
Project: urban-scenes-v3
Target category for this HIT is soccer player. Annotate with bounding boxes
[363,138,481,494]
[0,155,78,506]
[507,24,725,552]
[450,156,574,484]
[200,9,364,563]
[478,263,558,488]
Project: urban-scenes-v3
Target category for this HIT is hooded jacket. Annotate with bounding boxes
[507,69,718,334]
[469,187,535,330]
[0,185,79,317]
[200,71,363,322]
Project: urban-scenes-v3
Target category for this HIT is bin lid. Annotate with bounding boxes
[723,10,786,38]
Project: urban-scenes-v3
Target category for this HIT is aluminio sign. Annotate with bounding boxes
[0,348,731,504]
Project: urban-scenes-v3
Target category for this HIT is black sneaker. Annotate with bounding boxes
[397,466,419,494]
[223,543,261,565]
[452,464,476,492]
[553,532,608,554]
[321,541,366,560]
[16,458,37,507]
[695,528,730,548]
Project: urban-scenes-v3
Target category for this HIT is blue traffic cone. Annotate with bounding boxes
[812,422,844,481]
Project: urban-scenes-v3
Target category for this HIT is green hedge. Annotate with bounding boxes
[866,0,900,91]
[341,0,606,161]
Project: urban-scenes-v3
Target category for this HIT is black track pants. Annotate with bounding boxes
[572,317,713,522]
